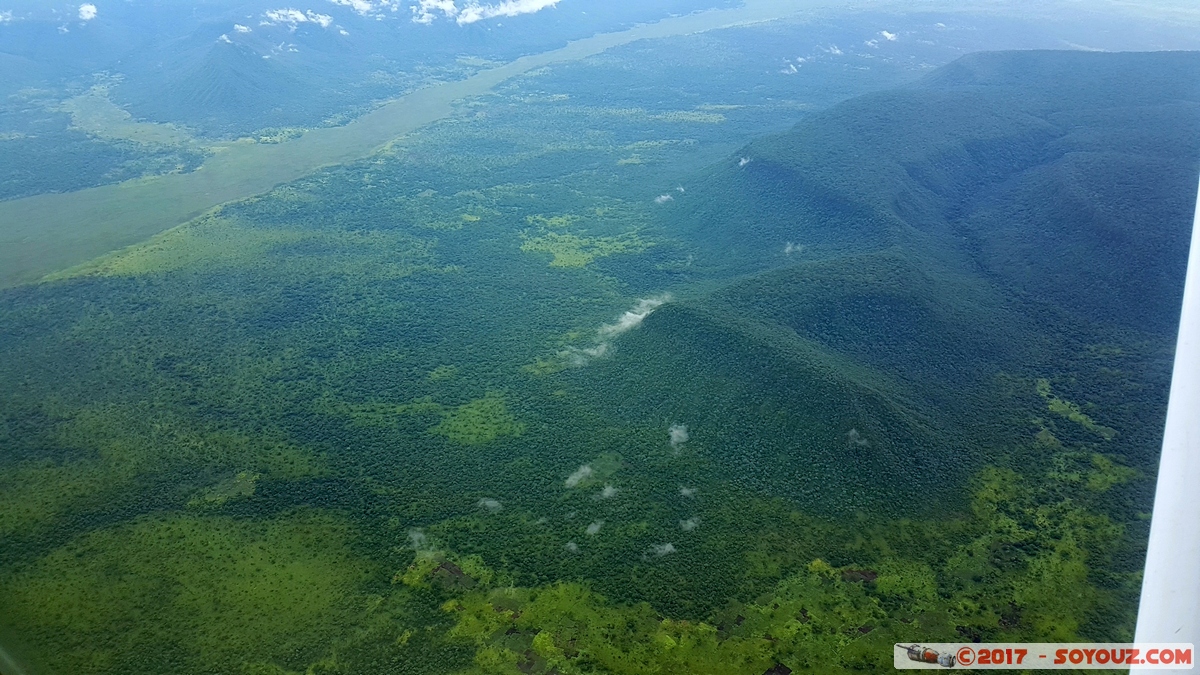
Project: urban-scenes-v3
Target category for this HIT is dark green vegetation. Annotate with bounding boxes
[1,43,1197,675]
[0,105,207,201]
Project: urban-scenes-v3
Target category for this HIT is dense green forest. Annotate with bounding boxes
[0,106,207,201]
[1,43,1197,675]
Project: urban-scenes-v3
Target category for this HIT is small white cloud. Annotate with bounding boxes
[218,34,233,43]
[594,484,618,500]
[331,0,375,13]
[234,23,252,32]
[880,30,897,41]
[411,0,455,23]
[332,0,403,17]
[564,541,579,552]
[458,0,558,24]
[412,0,559,25]
[566,343,607,365]
[679,486,697,498]
[408,529,430,550]
[565,464,593,487]
[339,27,349,34]
[0,10,13,22]
[263,8,304,24]
[78,3,96,20]
[649,543,676,556]
[823,45,842,56]
[934,22,946,28]
[738,157,751,167]
[784,242,803,255]
[477,498,502,512]
[680,517,700,532]
[676,186,685,193]
[585,520,604,536]
[597,297,667,339]
[864,39,879,48]
[847,428,869,447]
[654,194,674,204]
[563,296,669,367]
[668,423,689,449]
[262,8,334,29]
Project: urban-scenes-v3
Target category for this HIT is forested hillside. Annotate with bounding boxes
[1,48,1197,674]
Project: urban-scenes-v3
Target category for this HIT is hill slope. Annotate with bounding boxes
[675,51,1200,332]
[585,50,1200,514]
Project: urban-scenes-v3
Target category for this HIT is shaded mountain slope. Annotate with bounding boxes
[582,250,1040,515]
[676,51,1200,332]
[961,146,1197,333]
[580,298,963,515]
[579,50,1199,514]
[117,38,327,134]
[704,251,1025,412]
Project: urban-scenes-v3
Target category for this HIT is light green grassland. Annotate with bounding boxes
[46,213,441,281]
[0,511,374,674]
[59,85,198,148]
[318,393,524,445]
[1036,379,1119,440]
[431,393,526,445]
[0,402,326,538]
[520,230,651,268]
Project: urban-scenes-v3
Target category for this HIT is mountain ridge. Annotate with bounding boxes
[590,49,1200,514]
